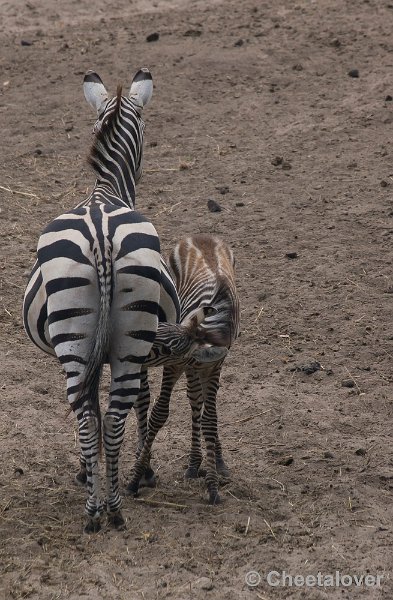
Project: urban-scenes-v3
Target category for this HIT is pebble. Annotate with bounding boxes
[285,251,298,259]
[184,30,202,37]
[216,185,229,195]
[385,95,393,102]
[348,69,359,78]
[355,448,366,456]
[21,40,33,46]
[192,577,214,591]
[271,156,283,166]
[146,32,159,42]
[234,39,244,47]
[207,199,222,213]
[236,201,245,207]
[341,379,355,388]
[324,451,334,459]
[279,455,294,466]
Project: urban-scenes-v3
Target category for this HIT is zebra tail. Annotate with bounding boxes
[71,256,112,454]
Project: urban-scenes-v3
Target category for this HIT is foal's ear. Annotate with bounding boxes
[83,71,108,115]
[129,68,153,109]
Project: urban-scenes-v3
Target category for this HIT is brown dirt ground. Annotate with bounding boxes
[1,0,393,598]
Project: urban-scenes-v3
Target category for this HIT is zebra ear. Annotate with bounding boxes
[129,68,153,109]
[83,71,108,115]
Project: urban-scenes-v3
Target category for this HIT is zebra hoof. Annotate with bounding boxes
[75,470,87,486]
[184,466,199,480]
[216,459,230,479]
[126,480,140,497]
[108,511,126,530]
[84,518,101,534]
[208,491,221,505]
[139,467,157,488]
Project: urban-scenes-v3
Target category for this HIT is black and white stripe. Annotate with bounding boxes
[23,68,181,532]
[128,234,240,504]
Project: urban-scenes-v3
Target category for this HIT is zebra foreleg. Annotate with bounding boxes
[127,364,183,496]
[184,368,204,479]
[133,369,156,488]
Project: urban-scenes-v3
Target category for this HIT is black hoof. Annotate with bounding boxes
[208,492,221,505]
[84,518,101,534]
[216,460,230,478]
[184,466,199,479]
[75,470,87,486]
[108,511,126,530]
[126,480,140,497]
[139,467,157,488]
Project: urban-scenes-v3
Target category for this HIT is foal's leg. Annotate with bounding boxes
[184,368,204,479]
[133,369,156,487]
[199,361,225,504]
[127,364,183,495]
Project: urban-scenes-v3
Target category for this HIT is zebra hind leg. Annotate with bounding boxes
[200,365,222,505]
[75,448,87,486]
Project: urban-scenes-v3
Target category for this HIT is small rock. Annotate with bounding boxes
[281,160,292,170]
[291,361,321,375]
[324,451,334,459]
[341,379,355,388]
[348,69,359,78]
[330,38,341,48]
[292,63,303,71]
[385,95,393,102]
[236,201,245,207]
[234,39,244,47]
[14,467,24,476]
[271,156,283,166]
[216,185,229,195]
[380,180,389,188]
[207,199,222,213]
[355,448,366,456]
[146,32,159,42]
[347,160,358,168]
[184,30,202,37]
[279,455,293,466]
[21,40,33,46]
[192,577,214,591]
[285,251,298,259]
[64,124,73,132]
[34,148,42,156]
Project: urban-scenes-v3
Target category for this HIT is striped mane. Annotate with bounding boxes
[88,85,122,175]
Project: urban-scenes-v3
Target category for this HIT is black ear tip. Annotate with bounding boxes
[84,71,103,84]
[133,68,153,82]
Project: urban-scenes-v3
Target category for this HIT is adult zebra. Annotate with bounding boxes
[129,234,240,505]
[23,68,184,532]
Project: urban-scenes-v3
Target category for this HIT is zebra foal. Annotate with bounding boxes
[129,234,240,504]
[22,68,186,532]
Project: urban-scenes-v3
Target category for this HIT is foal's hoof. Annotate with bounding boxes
[208,491,221,506]
[126,480,140,497]
[216,459,230,479]
[84,518,101,534]
[108,511,126,530]
[184,466,199,480]
[75,470,87,486]
[139,467,157,488]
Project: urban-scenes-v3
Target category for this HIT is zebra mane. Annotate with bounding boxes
[88,85,122,175]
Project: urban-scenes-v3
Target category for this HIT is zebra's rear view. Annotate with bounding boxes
[23,68,172,532]
[129,234,240,504]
